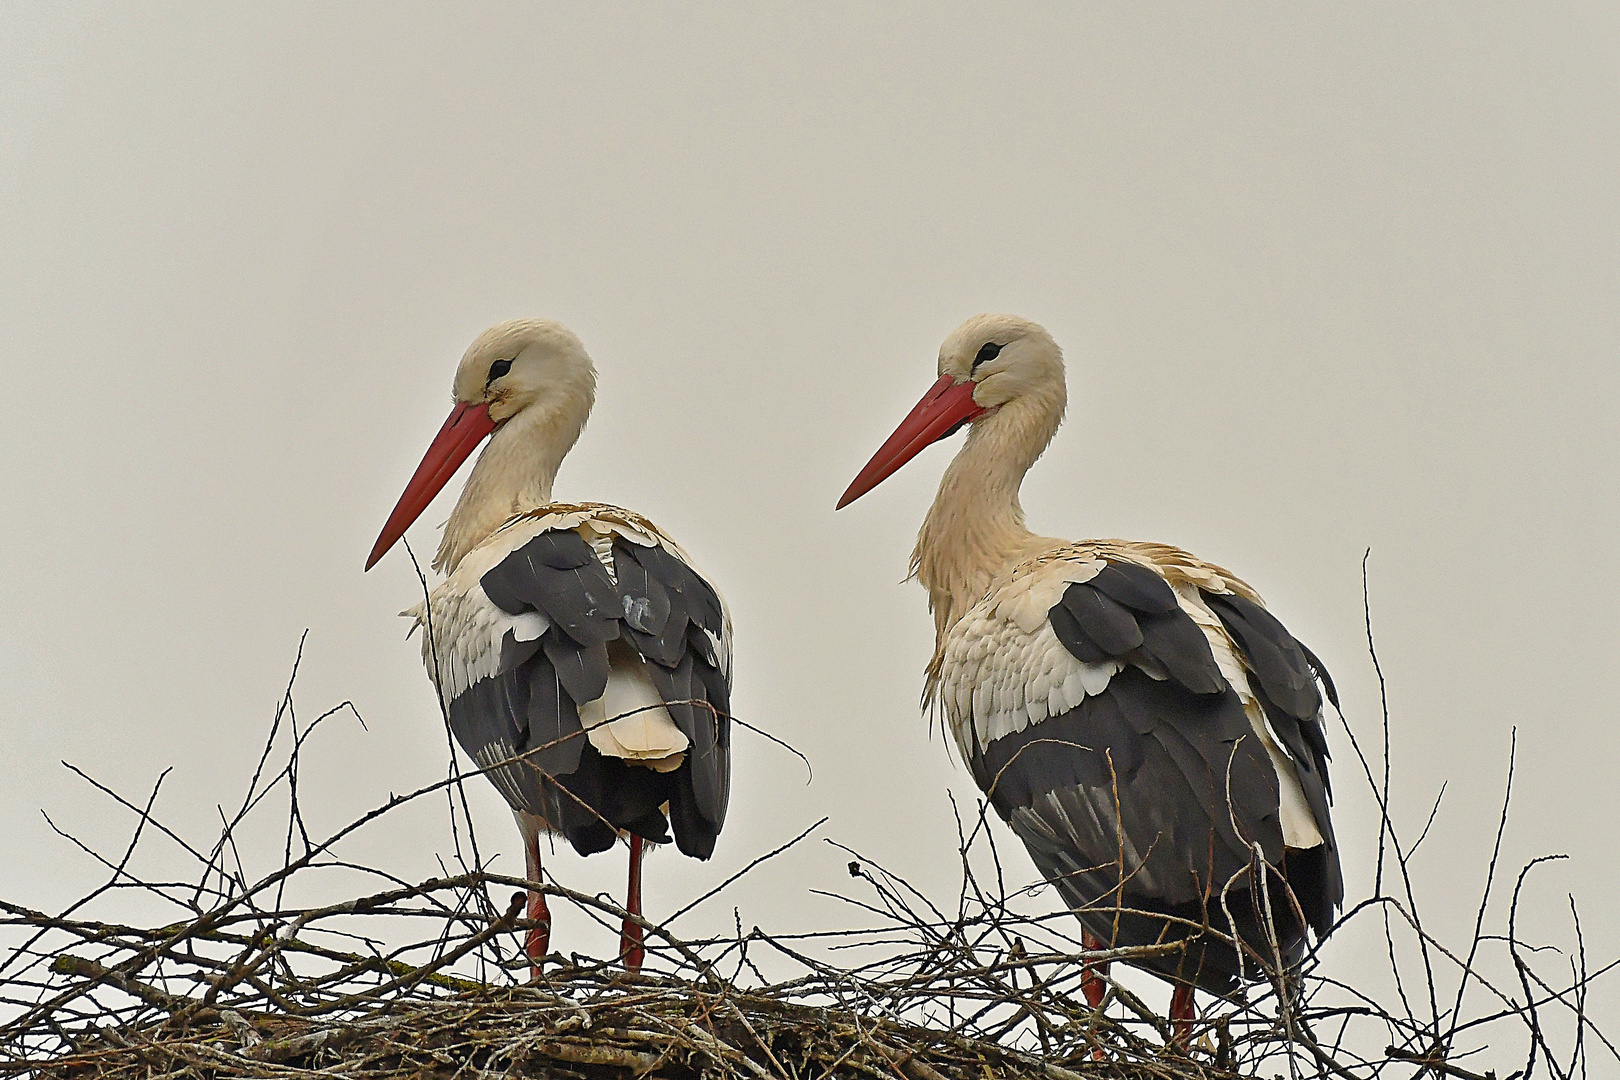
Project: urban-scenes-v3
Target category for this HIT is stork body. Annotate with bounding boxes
[368,321,732,973]
[839,315,1341,1038]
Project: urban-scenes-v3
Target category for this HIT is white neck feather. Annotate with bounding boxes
[434,396,590,574]
[914,378,1066,687]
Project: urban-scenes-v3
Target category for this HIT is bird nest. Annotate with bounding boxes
[4,893,1212,1080]
[0,859,1316,1080]
[1,809,1297,1080]
[2,602,1612,1080]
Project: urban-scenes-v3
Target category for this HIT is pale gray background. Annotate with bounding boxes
[2,2,1615,1050]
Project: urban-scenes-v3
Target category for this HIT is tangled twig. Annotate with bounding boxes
[1,566,1613,1078]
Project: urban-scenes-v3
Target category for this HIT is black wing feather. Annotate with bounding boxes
[611,544,672,636]
[630,541,726,634]
[984,666,1301,992]
[541,633,611,708]
[447,526,730,861]
[483,531,622,647]
[445,669,546,810]
[615,544,687,666]
[1050,566,1224,696]
[1135,608,1227,695]
[1089,561,1180,613]
[1298,640,1340,712]
[524,651,586,776]
[1201,590,1343,931]
[1048,601,1107,662]
[998,561,1342,991]
[1059,586,1144,655]
[1202,592,1318,720]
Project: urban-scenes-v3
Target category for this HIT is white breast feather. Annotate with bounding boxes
[404,518,565,703]
[939,556,1122,766]
[406,582,549,704]
[991,556,1106,634]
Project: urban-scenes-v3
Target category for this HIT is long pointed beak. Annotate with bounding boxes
[365,401,496,570]
[837,375,986,509]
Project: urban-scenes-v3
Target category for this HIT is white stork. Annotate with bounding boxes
[837,314,1341,1040]
[366,319,732,974]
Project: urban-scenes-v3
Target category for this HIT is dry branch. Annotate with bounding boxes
[2,571,1613,1079]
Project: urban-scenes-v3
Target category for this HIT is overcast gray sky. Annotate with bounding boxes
[3,2,1616,1047]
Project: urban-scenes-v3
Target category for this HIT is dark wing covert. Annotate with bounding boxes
[442,528,730,860]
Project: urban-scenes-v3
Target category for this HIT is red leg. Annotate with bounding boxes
[1170,983,1196,1047]
[1080,928,1111,1060]
[620,834,645,973]
[524,831,551,978]
[1081,928,1110,1010]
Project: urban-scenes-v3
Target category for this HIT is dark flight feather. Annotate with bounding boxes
[981,565,1346,992]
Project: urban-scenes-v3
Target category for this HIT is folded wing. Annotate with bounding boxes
[413,507,731,860]
[943,549,1340,992]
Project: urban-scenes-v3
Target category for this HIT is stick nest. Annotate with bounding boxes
[5,858,1257,1080]
[3,610,1612,1080]
[20,960,1204,1080]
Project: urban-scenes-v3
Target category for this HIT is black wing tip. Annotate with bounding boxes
[1297,640,1340,712]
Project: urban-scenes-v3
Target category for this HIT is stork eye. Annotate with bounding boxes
[487,358,513,383]
[972,342,1003,371]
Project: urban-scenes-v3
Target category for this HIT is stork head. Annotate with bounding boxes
[837,314,1064,509]
[449,319,597,428]
[366,319,597,571]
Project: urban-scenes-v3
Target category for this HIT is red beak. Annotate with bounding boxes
[365,401,497,570]
[837,375,986,509]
